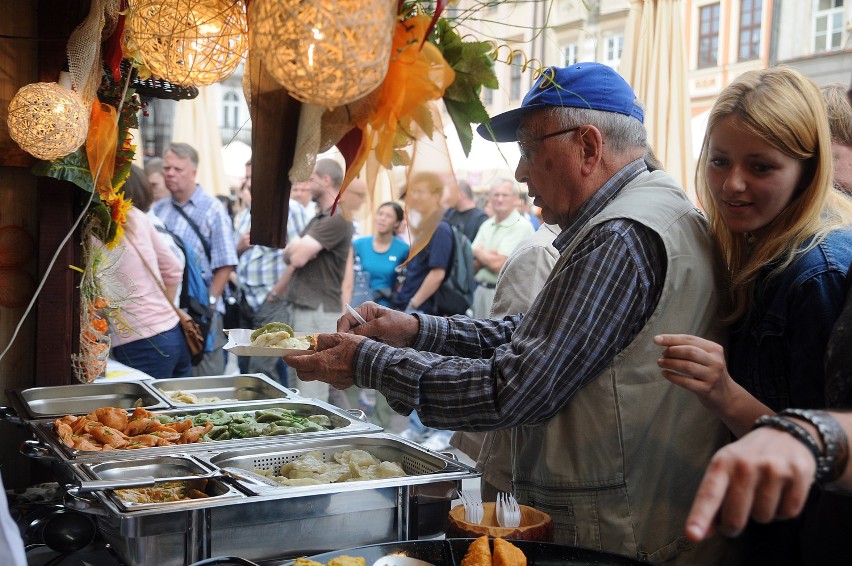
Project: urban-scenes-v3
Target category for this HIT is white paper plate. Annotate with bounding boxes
[223,328,315,357]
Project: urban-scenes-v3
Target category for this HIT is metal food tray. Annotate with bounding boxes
[26,399,382,462]
[67,455,246,512]
[150,373,298,408]
[7,381,168,421]
[64,435,479,566]
[199,432,478,495]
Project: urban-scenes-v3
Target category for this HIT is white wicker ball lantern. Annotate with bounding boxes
[126,0,248,87]
[250,0,396,109]
[6,82,89,161]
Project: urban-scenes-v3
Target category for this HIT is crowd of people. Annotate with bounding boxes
[83,60,852,565]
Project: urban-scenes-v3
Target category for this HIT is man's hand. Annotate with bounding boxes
[685,426,816,542]
[338,301,419,348]
[284,333,366,390]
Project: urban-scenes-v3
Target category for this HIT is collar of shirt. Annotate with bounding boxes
[493,209,523,227]
[553,158,647,253]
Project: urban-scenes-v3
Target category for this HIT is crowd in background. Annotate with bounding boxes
[114,146,542,450]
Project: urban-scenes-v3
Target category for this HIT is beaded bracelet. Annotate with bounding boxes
[753,415,823,476]
[778,409,850,484]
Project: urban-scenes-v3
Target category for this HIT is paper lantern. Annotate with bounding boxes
[250,0,395,108]
[6,82,89,161]
[126,0,248,87]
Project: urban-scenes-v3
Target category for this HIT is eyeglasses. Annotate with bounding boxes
[517,125,582,161]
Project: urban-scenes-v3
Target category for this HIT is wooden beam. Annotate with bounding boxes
[246,46,301,248]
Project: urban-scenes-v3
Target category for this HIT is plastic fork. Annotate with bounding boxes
[496,492,521,528]
[459,490,483,524]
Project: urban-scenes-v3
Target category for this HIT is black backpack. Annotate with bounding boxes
[434,224,475,315]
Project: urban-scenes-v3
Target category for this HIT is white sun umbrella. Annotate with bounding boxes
[171,84,231,197]
[621,0,695,203]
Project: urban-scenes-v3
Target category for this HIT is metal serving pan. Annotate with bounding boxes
[150,374,298,407]
[199,432,478,495]
[6,381,168,421]
[65,435,479,566]
[25,399,382,462]
[65,455,246,512]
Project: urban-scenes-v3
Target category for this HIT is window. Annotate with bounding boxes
[603,35,623,69]
[698,3,720,68]
[814,0,845,52]
[482,88,494,106]
[562,44,578,66]
[738,0,762,60]
[223,91,239,130]
[510,52,523,101]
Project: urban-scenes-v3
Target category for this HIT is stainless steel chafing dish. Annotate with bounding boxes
[62,434,478,566]
[149,373,298,407]
[24,399,382,462]
[6,381,169,421]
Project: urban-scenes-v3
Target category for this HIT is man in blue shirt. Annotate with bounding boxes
[153,143,238,376]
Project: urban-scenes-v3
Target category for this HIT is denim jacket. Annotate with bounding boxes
[728,229,852,411]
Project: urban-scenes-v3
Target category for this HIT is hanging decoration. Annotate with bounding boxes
[6,81,90,161]
[250,0,396,109]
[125,0,248,87]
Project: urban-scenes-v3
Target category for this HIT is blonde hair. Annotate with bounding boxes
[821,83,852,146]
[696,67,852,322]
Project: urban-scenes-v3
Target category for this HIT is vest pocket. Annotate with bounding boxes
[515,481,634,556]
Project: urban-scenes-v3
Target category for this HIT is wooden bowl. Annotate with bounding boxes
[446,502,554,542]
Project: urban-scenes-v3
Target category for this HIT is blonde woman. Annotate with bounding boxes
[655,67,852,563]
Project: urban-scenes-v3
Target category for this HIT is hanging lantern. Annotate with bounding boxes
[126,0,248,87]
[6,82,89,161]
[250,0,396,109]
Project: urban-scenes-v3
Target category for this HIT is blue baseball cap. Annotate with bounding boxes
[477,63,644,142]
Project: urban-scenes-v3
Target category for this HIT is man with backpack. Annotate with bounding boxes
[470,179,534,317]
[153,143,238,376]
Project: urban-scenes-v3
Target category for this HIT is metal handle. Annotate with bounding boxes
[20,440,55,461]
[345,408,368,422]
[63,493,109,517]
[69,472,216,493]
[0,406,23,425]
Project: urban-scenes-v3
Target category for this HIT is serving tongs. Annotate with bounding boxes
[66,466,278,495]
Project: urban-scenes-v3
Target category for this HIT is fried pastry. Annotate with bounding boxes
[461,535,491,566]
[493,537,526,566]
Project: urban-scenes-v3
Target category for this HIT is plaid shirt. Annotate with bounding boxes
[234,200,307,311]
[355,159,666,431]
[152,185,238,287]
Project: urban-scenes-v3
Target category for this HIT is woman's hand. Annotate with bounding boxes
[654,334,771,437]
[654,334,736,411]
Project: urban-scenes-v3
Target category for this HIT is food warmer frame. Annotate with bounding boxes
[8,378,480,565]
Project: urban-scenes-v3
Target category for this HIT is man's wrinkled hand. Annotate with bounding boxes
[337,301,419,348]
[284,333,366,390]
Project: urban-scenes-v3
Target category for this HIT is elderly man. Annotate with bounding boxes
[469,178,533,317]
[153,142,238,376]
[287,64,732,564]
[270,159,353,403]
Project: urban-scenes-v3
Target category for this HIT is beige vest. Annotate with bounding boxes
[512,171,734,565]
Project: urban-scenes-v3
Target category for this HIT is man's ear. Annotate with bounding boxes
[578,125,604,176]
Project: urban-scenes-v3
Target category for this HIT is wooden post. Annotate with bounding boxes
[245,45,301,248]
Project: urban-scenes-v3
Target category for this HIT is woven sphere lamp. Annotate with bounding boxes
[6,82,89,161]
[126,0,248,87]
[250,0,396,109]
